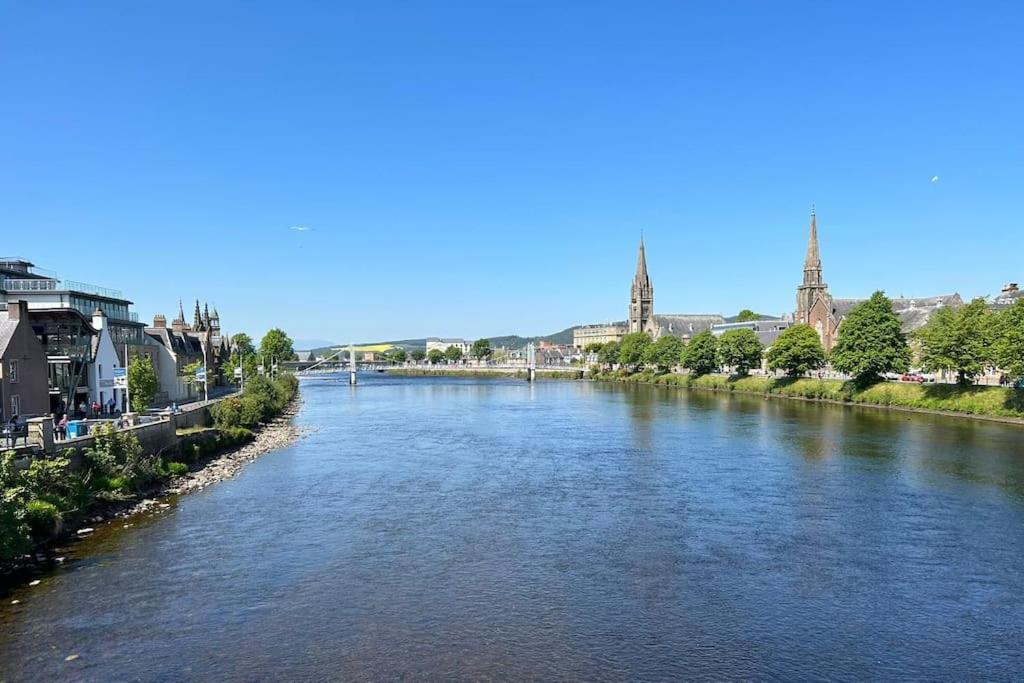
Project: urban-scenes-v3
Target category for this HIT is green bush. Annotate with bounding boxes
[165,462,189,476]
[24,500,60,539]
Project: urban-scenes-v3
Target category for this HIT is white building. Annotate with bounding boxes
[87,309,125,412]
[425,338,472,356]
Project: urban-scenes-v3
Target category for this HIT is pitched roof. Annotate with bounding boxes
[654,314,726,337]
[0,319,18,358]
[831,294,962,332]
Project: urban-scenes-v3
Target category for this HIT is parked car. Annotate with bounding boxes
[900,373,926,383]
[1015,379,1024,390]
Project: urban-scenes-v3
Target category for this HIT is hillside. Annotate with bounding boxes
[308,327,577,356]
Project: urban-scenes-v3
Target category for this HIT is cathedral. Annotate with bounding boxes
[794,208,841,350]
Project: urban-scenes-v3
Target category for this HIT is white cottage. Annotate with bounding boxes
[87,308,125,413]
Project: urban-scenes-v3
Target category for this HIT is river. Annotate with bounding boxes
[2,375,1023,680]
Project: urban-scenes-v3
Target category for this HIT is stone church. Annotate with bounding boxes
[794,207,841,350]
[628,237,725,340]
[794,208,962,351]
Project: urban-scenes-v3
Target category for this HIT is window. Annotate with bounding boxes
[99,364,103,378]
[9,359,18,383]
[11,395,20,417]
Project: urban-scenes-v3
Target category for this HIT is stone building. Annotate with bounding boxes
[0,301,49,421]
[573,323,626,348]
[794,208,841,350]
[793,209,961,348]
[628,237,657,335]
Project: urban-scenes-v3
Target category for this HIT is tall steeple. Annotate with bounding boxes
[803,204,823,286]
[193,299,203,331]
[629,234,655,335]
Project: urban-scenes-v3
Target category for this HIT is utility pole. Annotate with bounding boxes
[124,342,130,414]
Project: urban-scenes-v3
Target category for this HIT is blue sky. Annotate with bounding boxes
[2,1,1022,345]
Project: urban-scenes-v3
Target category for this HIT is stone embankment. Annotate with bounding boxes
[165,406,302,497]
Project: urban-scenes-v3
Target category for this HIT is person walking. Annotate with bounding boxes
[57,414,68,441]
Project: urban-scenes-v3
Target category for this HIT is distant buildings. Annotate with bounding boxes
[573,323,626,347]
[0,302,48,421]
[425,338,472,356]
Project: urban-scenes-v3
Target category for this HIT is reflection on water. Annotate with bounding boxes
[2,376,1023,681]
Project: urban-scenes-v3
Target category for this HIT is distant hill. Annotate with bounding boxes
[307,326,578,357]
[293,338,338,350]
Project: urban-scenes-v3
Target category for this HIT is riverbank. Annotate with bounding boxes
[588,370,1024,424]
[1,375,300,589]
[386,367,584,379]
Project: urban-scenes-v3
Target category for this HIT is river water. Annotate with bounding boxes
[1,376,1023,680]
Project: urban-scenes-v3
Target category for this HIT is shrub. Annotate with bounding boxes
[166,462,189,476]
[24,500,60,539]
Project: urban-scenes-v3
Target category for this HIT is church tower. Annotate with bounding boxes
[795,207,838,349]
[628,236,655,335]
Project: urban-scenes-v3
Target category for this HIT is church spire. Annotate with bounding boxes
[634,234,650,287]
[803,206,822,285]
[193,299,203,330]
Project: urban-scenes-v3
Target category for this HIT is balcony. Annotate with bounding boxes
[1,276,124,300]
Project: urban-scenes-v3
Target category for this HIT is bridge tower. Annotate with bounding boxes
[526,341,536,382]
[349,343,357,386]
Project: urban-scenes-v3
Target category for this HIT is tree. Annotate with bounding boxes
[127,355,158,412]
[682,330,719,377]
[644,335,685,372]
[427,349,444,365]
[994,299,1024,381]
[225,333,259,382]
[915,297,993,384]
[390,348,407,364]
[736,309,760,322]
[583,342,604,354]
[766,324,826,377]
[718,328,763,376]
[444,345,463,363]
[618,332,653,372]
[597,341,620,369]
[259,328,296,362]
[471,338,493,361]
[830,291,911,383]
[411,348,426,363]
[231,333,255,356]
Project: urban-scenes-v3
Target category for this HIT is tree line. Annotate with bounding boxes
[587,292,1024,386]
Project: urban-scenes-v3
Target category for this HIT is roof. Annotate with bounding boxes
[145,326,205,357]
[0,319,18,357]
[653,314,726,338]
[831,294,962,332]
[991,285,1022,310]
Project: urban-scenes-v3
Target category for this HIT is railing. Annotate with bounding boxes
[0,276,124,300]
[1,277,59,291]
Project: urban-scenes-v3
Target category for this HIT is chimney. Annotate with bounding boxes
[7,300,28,321]
[1003,283,1020,295]
[153,313,167,328]
[92,308,107,331]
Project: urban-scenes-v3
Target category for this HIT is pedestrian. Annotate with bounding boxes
[57,414,68,441]
[6,415,18,447]
[91,400,100,417]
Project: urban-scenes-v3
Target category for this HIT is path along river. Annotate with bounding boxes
[1,375,1023,680]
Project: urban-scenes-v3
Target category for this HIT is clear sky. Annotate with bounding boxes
[2,1,1022,345]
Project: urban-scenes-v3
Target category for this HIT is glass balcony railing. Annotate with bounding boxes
[1,276,124,299]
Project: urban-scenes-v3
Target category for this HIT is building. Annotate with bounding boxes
[573,323,626,348]
[792,211,961,347]
[711,318,793,346]
[0,301,49,421]
[991,282,1021,310]
[628,237,656,335]
[87,308,126,413]
[0,257,150,412]
[794,208,841,350]
[144,304,209,404]
[0,257,146,360]
[650,314,726,341]
[425,338,472,356]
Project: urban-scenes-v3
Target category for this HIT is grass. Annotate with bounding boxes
[589,370,1024,421]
